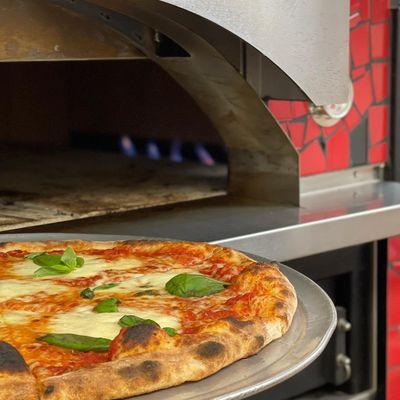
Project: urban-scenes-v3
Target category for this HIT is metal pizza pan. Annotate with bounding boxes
[0,233,337,400]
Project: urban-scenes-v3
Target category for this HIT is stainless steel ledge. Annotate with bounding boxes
[8,180,400,261]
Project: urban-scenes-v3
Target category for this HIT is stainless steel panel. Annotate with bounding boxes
[161,0,350,105]
[0,233,337,399]
[19,181,400,261]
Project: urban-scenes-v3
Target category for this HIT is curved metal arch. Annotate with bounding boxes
[49,0,299,204]
[159,0,350,106]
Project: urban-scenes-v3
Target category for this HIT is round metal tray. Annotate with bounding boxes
[0,233,337,400]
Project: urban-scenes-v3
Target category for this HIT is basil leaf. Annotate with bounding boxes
[25,252,45,260]
[76,256,85,268]
[28,247,85,278]
[165,273,230,298]
[61,246,77,268]
[80,288,95,299]
[118,315,160,328]
[37,333,111,352]
[93,298,120,313]
[163,327,177,336]
[135,290,159,297]
[34,264,73,278]
[32,253,62,267]
[94,283,118,291]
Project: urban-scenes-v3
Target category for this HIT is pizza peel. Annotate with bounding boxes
[0,233,337,400]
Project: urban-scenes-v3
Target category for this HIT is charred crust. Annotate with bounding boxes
[280,289,290,297]
[223,317,254,329]
[0,342,29,373]
[254,335,265,348]
[139,360,161,381]
[117,365,137,379]
[275,301,285,309]
[195,341,225,359]
[122,324,158,347]
[43,386,55,396]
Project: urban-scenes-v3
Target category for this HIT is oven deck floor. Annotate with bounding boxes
[0,148,226,231]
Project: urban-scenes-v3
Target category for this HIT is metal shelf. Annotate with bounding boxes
[8,178,400,261]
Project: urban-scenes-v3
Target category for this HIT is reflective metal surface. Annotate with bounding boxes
[0,233,337,399]
[2,1,349,104]
[0,1,144,61]
[20,177,400,261]
[160,0,350,105]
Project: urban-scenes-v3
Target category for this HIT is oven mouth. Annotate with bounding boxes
[0,59,228,232]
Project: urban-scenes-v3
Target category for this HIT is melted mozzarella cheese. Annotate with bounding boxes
[0,310,39,325]
[0,279,67,302]
[108,268,196,293]
[48,305,179,340]
[12,256,143,279]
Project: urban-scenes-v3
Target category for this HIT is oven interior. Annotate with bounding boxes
[0,60,229,233]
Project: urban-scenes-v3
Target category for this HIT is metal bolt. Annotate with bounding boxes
[338,317,352,332]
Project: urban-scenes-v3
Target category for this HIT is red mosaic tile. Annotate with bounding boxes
[360,0,370,20]
[344,106,362,131]
[371,0,389,23]
[350,23,370,67]
[304,116,321,144]
[371,23,390,59]
[369,142,388,163]
[372,62,389,102]
[369,105,389,145]
[267,100,292,121]
[353,71,373,115]
[350,0,360,16]
[279,121,290,135]
[394,261,400,274]
[388,269,400,327]
[287,122,305,149]
[291,101,308,118]
[352,66,367,80]
[350,11,362,29]
[300,140,327,176]
[322,121,345,138]
[388,328,400,368]
[326,128,351,171]
[389,237,400,263]
[388,368,400,400]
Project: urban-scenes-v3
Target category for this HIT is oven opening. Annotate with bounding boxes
[0,59,228,232]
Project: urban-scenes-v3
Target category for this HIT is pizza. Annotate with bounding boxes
[0,240,297,400]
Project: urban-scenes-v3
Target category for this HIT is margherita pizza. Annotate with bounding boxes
[0,240,297,400]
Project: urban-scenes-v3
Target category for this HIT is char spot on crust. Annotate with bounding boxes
[280,289,290,297]
[117,365,137,379]
[122,324,158,347]
[223,317,254,329]
[0,342,28,372]
[195,341,225,359]
[275,301,285,309]
[254,335,265,348]
[139,360,161,381]
[43,386,55,396]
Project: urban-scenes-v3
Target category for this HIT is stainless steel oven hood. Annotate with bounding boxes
[160,0,350,106]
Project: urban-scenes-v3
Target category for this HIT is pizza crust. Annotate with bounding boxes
[0,240,297,400]
[40,317,278,400]
[0,342,39,400]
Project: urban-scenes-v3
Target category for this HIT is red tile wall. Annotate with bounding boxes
[266,0,390,176]
[265,1,398,398]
